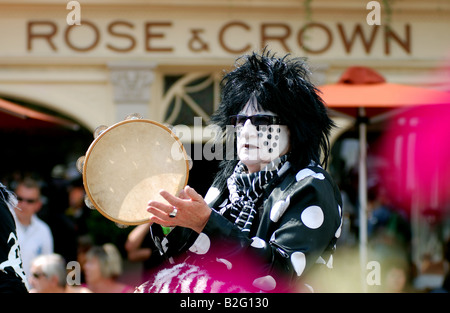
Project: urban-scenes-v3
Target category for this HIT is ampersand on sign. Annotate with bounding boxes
[188,29,209,52]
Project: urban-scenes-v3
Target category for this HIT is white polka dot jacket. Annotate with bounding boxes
[147,162,343,293]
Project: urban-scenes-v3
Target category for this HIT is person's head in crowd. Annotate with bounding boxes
[29,254,67,293]
[14,177,43,226]
[84,243,123,281]
[29,253,91,293]
[83,243,132,293]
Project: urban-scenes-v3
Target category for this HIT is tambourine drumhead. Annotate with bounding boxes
[82,119,189,225]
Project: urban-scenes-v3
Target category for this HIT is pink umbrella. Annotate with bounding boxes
[376,103,450,211]
[319,66,450,291]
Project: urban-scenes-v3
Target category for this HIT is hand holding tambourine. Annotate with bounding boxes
[77,114,191,227]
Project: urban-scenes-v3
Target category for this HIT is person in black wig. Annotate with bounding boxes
[141,50,343,293]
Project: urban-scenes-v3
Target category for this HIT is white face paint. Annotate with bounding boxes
[236,101,290,173]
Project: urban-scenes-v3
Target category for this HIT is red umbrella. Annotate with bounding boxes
[319,66,450,291]
[320,66,450,118]
[0,98,79,131]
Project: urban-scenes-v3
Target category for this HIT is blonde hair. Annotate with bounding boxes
[86,243,123,279]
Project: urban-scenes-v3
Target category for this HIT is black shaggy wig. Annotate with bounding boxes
[210,50,335,189]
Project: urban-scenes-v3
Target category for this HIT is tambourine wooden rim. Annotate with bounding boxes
[82,119,189,225]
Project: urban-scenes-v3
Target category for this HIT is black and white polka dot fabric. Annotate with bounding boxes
[148,161,342,293]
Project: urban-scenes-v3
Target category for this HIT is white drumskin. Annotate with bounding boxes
[83,120,189,225]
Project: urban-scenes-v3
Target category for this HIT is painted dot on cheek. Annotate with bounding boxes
[267,134,272,140]
[263,141,269,146]
[258,132,263,137]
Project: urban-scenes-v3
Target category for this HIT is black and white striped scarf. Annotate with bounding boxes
[223,155,289,234]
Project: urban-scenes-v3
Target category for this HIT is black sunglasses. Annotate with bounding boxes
[32,272,46,279]
[17,196,39,204]
[230,114,285,129]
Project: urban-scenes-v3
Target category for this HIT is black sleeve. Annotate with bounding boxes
[149,223,199,260]
[0,187,29,293]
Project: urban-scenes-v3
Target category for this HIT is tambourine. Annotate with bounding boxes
[77,115,190,226]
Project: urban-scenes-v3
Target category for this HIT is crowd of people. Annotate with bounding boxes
[2,162,447,293]
[1,51,449,293]
[1,171,141,293]
[1,149,449,294]
[3,156,450,293]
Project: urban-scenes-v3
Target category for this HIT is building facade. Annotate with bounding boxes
[1,0,449,132]
[1,0,449,291]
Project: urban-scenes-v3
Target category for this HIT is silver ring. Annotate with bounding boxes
[169,207,178,218]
